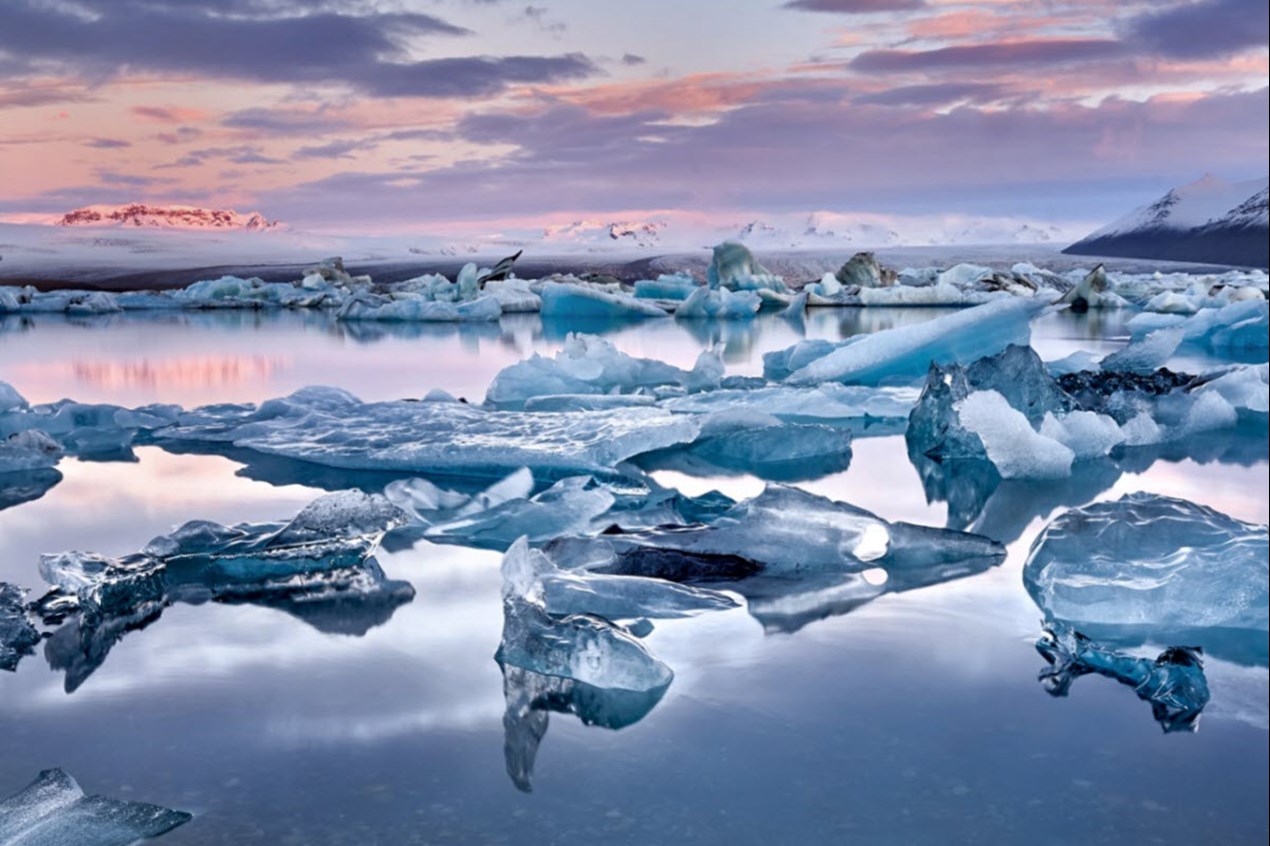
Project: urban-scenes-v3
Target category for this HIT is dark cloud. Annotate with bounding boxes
[156,127,204,144]
[854,83,1005,107]
[0,83,94,109]
[96,169,174,187]
[851,39,1125,73]
[784,0,925,12]
[132,106,190,122]
[1124,0,1270,59]
[0,0,598,99]
[621,53,647,66]
[85,137,132,149]
[221,108,355,135]
[158,144,283,167]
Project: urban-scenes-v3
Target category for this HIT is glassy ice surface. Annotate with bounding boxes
[1,305,1267,844]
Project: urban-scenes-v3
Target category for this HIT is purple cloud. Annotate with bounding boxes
[784,0,925,12]
[1125,0,1270,59]
[851,39,1125,73]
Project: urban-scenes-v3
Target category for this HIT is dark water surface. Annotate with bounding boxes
[2,308,1266,845]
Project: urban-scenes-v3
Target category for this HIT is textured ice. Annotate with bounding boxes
[546,484,1003,580]
[1024,493,1268,657]
[158,386,701,478]
[1057,265,1126,311]
[1,582,40,671]
[661,383,918,422]
[420,477,618,549]
[0,768,192,846]
[539,281,670,319]
[502,537,737,620]
[0,430,63,472]
[955,391,1075,479]
[485,334,721,408]
[836,252,894,289]
[674,286,761,320]
[634,273,698,300]
[1099,328,1184,374]
[336,292,501,322]
[1036,623,1210,733]
[779,298,1046,386]
[706,241,787,292]
[1127,299,1269,354]
[482,278,541,312]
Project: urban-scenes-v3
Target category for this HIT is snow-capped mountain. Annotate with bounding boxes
[541,219,667,248]
[57,204,279,231]
[1065,175,1269,267]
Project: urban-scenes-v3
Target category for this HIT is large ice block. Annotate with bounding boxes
[1024,493,1268,660]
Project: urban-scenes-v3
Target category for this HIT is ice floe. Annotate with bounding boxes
[0,768,192,845]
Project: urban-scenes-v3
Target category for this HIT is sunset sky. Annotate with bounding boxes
[1,0,1267,233]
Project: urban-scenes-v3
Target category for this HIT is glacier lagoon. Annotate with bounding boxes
[1,302,1267,844]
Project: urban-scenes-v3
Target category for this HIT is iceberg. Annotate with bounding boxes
[1127,299,1269,355]
[0,467,62,512]
[634,273,698,301]
[1056,265,1126,311]
[33,492,415,690]
[0,768,191,845]
[546,484,1004,581]
[336,292,501,322]
[0,430,63,472]
[780,298,1046,386]
[158,386,701,479]
[502,537,738,620]
[485,334,721,408]
[539,282,670,319]
[482,278,541,313]
[673,286,761,320]
[706,241,787,292]
[1098,328,1184,374]
[1,582,40,672]
[836,252,894,289]
[1036,623,1210,733]
[1024,493,1269,662]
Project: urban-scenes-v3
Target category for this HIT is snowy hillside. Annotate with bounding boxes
[1066,175,1269,267]
[57,204,279,231]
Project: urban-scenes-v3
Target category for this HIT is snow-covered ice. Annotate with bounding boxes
[0,768,192,845]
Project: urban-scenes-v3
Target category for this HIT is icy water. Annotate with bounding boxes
[2,308,1267,845]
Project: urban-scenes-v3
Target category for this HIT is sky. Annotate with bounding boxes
[0,0,1267,236]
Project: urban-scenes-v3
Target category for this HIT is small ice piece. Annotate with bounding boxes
[500,663,668,793]
[546,484,1003,580]
[482,278,541,313]
[0,768,192,845]
[762,339,839,381]
[781,298,1046,386]
[1099,327,1184,373]
[158,387,701,478]
[496,584,674,695]
[706,241,787,292]
[673,286,761,320]
[937,263,994,288]
[502,537,738,619]
[1037,410,1125,460]
[1,582,40,672]
[1024,493,1269,653]
[1143,291,1200,314]
[485,334,703,408]
[1036,623,1210,733]
[955,391,1074,479]
[0,430,63,472]
[539,282,670,319]
[663,383,919,422]
[1057,264,1115,311]
[425,477,618,548]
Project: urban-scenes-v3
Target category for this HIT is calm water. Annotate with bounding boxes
[1,308,1267,845]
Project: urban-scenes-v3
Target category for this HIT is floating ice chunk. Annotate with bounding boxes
[706,241,786,292]
[502,537,737,619]
[0,381,28,414]
[336,292,501,322]
[662,383,918,421]
[634,273,698,300]
[540,282,670,319]
[0,430,62,472]
[762,339,839,381]
[1127,299,1269,353]
[546,484,1003,580]
[497,591,673,694]
[1024,493,1269,655]
[674,285,761,320]
[937,263,994,287]
[0,768,192,845]
[1143,291,1200,314]
[483,278,541,312]
[1057,265,1123,311]
[64,291,122,315]
[1176,389,1238,435]
[1,583,40,672]
[485,334,700,408]
[781,291,809,324]
[0,468,63,513]
[1099,328,1183,373]
[806,272,854,306]
[782,298,1046,386]
[836,252,893,289]
[425,477,618,548]
[956,391,1074,479]
[158,388,701,478]
[858,282,1004,307]
[1198,363,1269,415]
[0,287,21,312]
[1036,623,1210,733]
[521,394,658,412]
[649,410,854,481]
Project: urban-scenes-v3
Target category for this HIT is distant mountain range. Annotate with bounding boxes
[57,204,279,231]
[1064,175,1269,267]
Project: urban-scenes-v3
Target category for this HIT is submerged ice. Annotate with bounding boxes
[1024,493,1268,660]
[0,768,192,846]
